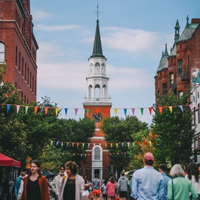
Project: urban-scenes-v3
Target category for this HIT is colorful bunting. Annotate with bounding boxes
[45,107,49,115]
[35,106,39,115]
[169,106,172,114]
[7,104,10,113]
[96,109,99,115]
[55,107,59,116]
[124,108,127,116]
[75,108,78,116]
[140,108,144,115]
[159,107,162,114]
[65,108,68,116]
[16,105,20,114]
[148,107,152,115]
[132,108,135,116]
[189,104,193,111]
[25,106,28,114]
[114,108,118,115]
[86,109,89,116]
[179,105,183,112]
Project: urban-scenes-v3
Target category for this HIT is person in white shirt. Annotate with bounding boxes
[52,166,66,200]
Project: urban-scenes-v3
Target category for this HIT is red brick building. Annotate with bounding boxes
[155,17,200,100]
[82,19,112,180]
[0,0,38,103]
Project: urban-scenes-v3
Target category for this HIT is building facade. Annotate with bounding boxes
[0,0,38,103]
[82,19,112,180]
[155,17,200,100]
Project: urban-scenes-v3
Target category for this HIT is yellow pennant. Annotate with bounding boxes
[169,106,173,114]
[55,107,59,116]
[116,143,118,148]
[114,108,118,115]
[149,141,152,147]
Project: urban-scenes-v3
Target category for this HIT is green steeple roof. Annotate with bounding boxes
[90,20,105,58]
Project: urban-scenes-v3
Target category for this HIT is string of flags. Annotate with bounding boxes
[51,134,156,149]
[0,103,193,117]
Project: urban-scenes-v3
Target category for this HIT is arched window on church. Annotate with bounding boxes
[0,42,5,63]
[95,62,100,73]
[95,84,100,100]
[94,147,100,160]
[89,85,92,99]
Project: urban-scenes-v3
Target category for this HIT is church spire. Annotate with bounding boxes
[174,19,180,46]
[91,4,104,58]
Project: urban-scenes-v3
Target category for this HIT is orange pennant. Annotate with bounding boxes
[72,143,74,147]
[148,107,152,115]
[77,143,79,147]
[96,109,99,115]
[45,107,49,115]
[35,106,39,115]
[111,143,113,148]
[105,143,107,148]
[158,107,162,114]
[143,141,146,145]
[138,142,141,146]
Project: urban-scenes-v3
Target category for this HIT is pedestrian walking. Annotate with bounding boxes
[106,177,116,200]
[20,160,49,200]
[15,168,27,200]
[52,165,66,200]
[59,161,84,200]
[167,164,198,200]
[185,163,200,200]
[117,172,129,200]
[131,152,164,200]
[158,164,171,200]
[92,174,101,200]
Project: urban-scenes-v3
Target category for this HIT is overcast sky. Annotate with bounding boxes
[30,0,200,124]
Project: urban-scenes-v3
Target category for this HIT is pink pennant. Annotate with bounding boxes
[16,105,20,114]
[132,108,135,116]
[75,108,78,116]
[189,104,193,111]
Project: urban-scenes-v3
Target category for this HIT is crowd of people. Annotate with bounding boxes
[1,153,200,200]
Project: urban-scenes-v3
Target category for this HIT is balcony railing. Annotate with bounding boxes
[181,70,189,81]
[84,97,111,102]
[171,79,177,91]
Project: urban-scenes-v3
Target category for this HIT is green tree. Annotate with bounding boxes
[102,116,148,175]
[151,90,195,166]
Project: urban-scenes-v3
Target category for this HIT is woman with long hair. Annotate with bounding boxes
[20,160,49,200]
[106,177,116,200]
[167,164,198,200]
[186,162,200,200]
[59,161,84,200]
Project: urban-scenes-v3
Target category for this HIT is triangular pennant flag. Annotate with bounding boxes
[132,142,135,147]
[66,142,69,146]
[45,107,49,115]
[25,106,28,114]
[143,141,146,145]
[77,143,79,147]
[179,105,184,112]
[16,105,20,114]
[88,143,90,148]
[35,106,39,115]
[140,108,144,115]
[86,109,89,116]
[114,108,118,115]
[96,109,99,115]
[55,107,59,116]
[80,154,83,157]
[75,108,78,116]
[7,104,10,113]
[132,108,135,116]
[50,141,53,145]
[72,143,74,147]
[105,108,109,116]
[105,143,107,148]
[82,143,85,147]
[189,104,193,111]
[65,108,68,116]
[148,107,152,115]
[158,107,162,114]
[127,142,130,147]
[149,141,152,147]
[152,134,156,139]
[61,142,63,147]
[124,108,127,116]
[85,154,87,157]
[116,143,118,148]
[93,143,96,146]
[110,143,113,148]
[169,106,173,114]
[122,143,124,147]
[138,141,141,146]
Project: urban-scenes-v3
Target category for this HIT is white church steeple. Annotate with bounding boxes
[84,18,111,105]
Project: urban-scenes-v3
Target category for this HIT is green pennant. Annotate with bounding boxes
[86,109,89,116]
[66,142,69,146]
[25,106,29,114]
[140,108,144,115]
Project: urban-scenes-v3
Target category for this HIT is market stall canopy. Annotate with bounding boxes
[0,153,21,168]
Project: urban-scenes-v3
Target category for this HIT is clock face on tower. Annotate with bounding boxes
[92,112,103,122]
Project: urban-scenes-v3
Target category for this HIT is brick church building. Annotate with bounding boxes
[0,0,38,103]
[82,18,112,180]
[155,17,200,101]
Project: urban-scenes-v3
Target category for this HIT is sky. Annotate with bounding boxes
[30,0,200,125]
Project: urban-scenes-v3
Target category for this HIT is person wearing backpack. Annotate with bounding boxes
[117,172,129,200]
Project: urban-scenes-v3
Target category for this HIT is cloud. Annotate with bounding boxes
[82,26,173,58]
[32,10,53,21]
[35,24,81,31]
